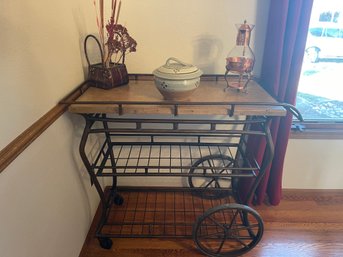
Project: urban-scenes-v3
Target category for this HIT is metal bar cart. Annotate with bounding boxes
[66,77,302,257]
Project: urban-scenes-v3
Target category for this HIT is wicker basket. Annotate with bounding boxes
[84,35,129,89]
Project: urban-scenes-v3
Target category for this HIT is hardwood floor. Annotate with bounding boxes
[79,189,343,257]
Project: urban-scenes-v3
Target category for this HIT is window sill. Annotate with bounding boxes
[290,122,343,140]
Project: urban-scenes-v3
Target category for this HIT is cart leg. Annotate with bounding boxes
[101,114,123,206]
[233,117,253,204]
[79,115,113,248]
[244,118,274,205]
[193,203,263,257]
[79,115,107,206]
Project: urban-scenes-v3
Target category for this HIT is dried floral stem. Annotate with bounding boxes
[104,0,117,66]
[92,0,136,68]
[116,1,121,24]
[93,0,104,61]
[99,0,104,31]
[111,0,117,21]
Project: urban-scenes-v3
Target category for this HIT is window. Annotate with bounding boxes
[295,0,343,124]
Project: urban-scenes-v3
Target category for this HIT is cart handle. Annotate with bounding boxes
[280,103,303,122]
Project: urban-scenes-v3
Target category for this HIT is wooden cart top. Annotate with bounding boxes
[67,78,287,117]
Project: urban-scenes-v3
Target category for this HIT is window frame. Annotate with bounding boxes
[291,120,343,139]
[293,4,343,139]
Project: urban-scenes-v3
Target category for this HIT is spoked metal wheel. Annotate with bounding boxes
[188,155,237,199]
[193,204,263,257]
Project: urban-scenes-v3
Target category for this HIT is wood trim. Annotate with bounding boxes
[0,82,89,173]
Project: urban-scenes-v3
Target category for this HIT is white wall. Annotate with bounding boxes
[121,0,270,76]
[0,1,99,257]
[283,139,343,189]
[0,116,100,257]
[0,1,90,149]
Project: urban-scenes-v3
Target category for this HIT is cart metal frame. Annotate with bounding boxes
[65,80,302,256]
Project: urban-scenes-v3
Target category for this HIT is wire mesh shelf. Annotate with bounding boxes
[93,141,259,178]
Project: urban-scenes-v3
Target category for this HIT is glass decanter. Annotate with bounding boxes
[225,20,255,92]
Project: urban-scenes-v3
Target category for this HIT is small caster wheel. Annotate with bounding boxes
[98,237,112,249]
[114,194,124,206]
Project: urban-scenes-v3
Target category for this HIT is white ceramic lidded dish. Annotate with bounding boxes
[153,57,203,100]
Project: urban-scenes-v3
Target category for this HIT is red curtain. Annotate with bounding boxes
[242,0,314,205]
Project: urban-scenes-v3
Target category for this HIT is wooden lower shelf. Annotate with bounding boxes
[80,189,343,257]
[100,188,233,238]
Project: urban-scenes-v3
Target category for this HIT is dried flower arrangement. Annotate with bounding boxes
[93,0,137,68]
[85,0,137,89]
